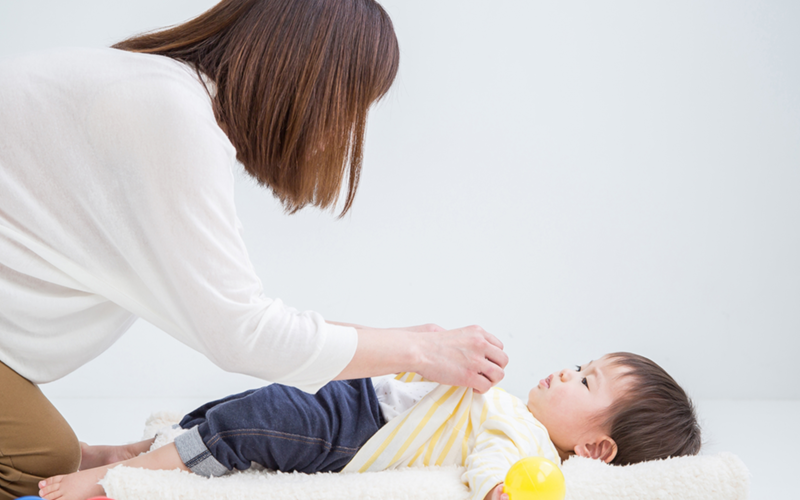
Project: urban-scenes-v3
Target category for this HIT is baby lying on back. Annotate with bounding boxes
[40,352,701,500]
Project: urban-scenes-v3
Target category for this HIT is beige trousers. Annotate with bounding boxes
[0,361,80,500]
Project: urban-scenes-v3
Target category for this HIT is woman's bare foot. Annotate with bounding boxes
[38,466,110,500]
[79,439,155,470]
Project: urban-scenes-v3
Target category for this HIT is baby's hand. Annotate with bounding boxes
[484,483,509,500]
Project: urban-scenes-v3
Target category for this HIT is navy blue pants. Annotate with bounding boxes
[174,378,385,476]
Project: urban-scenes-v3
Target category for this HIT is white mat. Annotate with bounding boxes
[100,412,750,500]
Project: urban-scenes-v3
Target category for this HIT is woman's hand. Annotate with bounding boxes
[413,325,507,393]
[485,483,508,500]
[333,322,507,393]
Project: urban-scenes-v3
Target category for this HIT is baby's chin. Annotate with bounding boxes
[525,392,541,419]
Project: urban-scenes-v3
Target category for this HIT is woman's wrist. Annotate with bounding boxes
[327,320,368,329]
[333,327,423,380]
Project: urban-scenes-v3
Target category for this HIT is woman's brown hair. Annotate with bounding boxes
[114,0,399,215]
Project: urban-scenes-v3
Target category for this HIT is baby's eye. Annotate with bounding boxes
[575,365,582,372]
[582,377,589,388]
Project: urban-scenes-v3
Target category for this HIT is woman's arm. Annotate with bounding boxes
[332,324,508,393]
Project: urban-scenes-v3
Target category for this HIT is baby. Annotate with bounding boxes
[39,352,701,500]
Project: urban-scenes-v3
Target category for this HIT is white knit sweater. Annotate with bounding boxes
[0,47,357,392]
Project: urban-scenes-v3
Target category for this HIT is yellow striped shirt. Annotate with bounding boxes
[342,373,561,500]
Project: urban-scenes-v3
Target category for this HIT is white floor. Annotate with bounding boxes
[47,398,797,500]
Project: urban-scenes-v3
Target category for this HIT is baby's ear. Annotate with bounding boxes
[574,436,617,463]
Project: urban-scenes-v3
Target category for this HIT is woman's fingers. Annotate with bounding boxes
[466,325,509,387]
[468,326,508,370]
[480,328,505,351]
[469,359,504,394]
[483,336,509,370]
[416,325,508,392]
[478,355,505,385]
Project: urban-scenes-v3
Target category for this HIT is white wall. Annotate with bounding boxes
[1,1,798,402]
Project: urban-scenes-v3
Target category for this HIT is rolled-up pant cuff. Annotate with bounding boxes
[174,426,230,477]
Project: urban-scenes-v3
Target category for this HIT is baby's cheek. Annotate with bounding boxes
[551,389,584,421]
[549,388,571,408]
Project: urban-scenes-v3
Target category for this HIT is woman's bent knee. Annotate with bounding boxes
[45,430,82,476]
[0,361,82,480]
[25,419,82,477]
[0,421,80,500]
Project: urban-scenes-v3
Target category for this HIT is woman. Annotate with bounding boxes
[0,1,507,498]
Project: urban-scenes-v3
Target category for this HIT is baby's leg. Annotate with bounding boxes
[78,438,155,470]
[178,379,385,475]
[39,443,188,500]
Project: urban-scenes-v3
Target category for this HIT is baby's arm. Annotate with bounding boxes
[464,411,558,500]
[463,430,521,500]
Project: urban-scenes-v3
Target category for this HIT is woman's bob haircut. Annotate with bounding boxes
[114,0,399,216]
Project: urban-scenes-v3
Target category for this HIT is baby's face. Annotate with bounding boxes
[527,355,630,453]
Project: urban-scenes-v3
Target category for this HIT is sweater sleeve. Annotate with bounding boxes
[464,419,526,500]
[73,61,357,393]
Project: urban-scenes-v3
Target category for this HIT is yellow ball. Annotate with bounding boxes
[503,457,566,500]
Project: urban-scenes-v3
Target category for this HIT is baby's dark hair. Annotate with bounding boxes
[601,352,701,465]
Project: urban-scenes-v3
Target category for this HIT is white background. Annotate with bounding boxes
[1,0,798,402]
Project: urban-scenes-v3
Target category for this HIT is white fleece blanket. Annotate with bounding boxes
[100,412,750,500]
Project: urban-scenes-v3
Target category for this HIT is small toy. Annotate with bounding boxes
[15,497,44,500]
[503,456,566,500]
